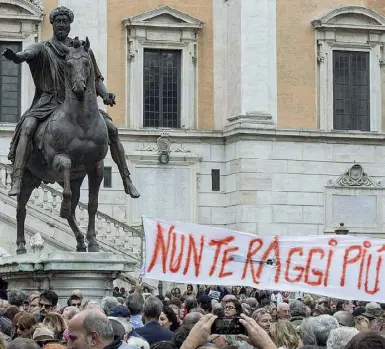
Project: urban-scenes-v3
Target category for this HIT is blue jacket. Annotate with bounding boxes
[135,320,172,345]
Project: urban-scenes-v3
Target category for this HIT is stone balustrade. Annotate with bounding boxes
[0,163,142,262]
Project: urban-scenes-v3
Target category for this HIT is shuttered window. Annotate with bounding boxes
[333,51,370,131]
[143,49,181,128]
[0,41,22,123]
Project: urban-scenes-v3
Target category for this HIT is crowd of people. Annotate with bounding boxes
[0,283,383,349]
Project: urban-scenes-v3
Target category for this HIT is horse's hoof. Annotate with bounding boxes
[60,203,71,219]
[76,244,87,252]
[16,246,27,255]
[87,243,100,252]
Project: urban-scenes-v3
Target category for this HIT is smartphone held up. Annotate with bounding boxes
[211,317,247,335]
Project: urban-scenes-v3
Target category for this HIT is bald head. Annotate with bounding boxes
[68,309,114,349]
[333,311,355,327]
[183,312,203,327]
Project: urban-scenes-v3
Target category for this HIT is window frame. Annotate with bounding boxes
[103,166,112,188]
[332,50,370,131]
[0,41,22,123]
[143,48,182,128]
[123,6,203,130]
[313,6,385,132]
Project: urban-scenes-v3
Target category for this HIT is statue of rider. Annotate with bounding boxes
[1,6,140,199]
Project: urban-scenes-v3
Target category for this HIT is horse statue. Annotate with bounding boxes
[16,37,109,254]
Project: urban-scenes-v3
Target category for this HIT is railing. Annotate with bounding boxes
[0,162,142,262]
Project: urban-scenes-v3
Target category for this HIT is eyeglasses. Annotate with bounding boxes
[15,324,26,331]
[224,306,236,311]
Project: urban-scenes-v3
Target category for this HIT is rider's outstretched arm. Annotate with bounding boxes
[3,46,38,64]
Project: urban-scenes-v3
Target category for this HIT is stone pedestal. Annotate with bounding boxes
[0,252,136,305]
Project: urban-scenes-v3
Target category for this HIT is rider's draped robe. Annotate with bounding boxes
[8,37,103,163]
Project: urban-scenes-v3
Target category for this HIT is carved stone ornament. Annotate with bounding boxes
[157,134,172,164]
[27,0,44,11]
[327,164,381,187]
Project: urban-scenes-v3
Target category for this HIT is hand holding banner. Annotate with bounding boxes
[142,217,385,302]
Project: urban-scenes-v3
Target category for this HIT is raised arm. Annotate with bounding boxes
[2,47,37,64]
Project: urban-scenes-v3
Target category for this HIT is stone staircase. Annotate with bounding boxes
[0,162,142,266]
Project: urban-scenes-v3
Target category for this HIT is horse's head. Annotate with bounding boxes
[63,36,91,100]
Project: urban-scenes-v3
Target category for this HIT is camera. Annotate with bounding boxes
[211,317,247,335]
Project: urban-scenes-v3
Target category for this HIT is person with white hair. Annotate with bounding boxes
[327,327,359,349]
[300,315,339,347]
[101,296,119,316]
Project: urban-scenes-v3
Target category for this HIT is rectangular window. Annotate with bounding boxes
[0,41,22,123]
[211,169,220,192]
[103,167,112,188]
[143,49,181,128]
[333,51,370,131]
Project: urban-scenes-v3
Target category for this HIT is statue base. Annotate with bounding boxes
[0,252,136,305]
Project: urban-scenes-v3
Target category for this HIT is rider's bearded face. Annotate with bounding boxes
[53,14,71,41]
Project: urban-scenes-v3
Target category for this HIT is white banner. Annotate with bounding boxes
[142,217,385,302]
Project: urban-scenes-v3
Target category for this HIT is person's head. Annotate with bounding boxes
[143,296,163,322]
[5,306,21,322]
[49,6,74,41]
[186,285,194,294]
[63,306,81,323]
[15,313,37,339]
[336,300,354,313]
[244,298,258,313]
[43,312,67,338]
[252,308,273,333]
[182,312,203,327]
[198,295,212,314]
[224,300,242,317]
[0,316,13,337]
[222,295,237,303]
[28,294,39,314]
[39,290,58,318]
[270,321,299,349]
[8,338,40,349]
[185,296,198,313]
[159,306,178,331]
[100,297,119,316]
[68,296,82,308]
[290,300,307,318]
[363,302,382,321]
[126,292,144,316]
[171,326,191,349]
[174,288,181,297]
[277,302,291,320]
[333,310,355,327]
[212,303,224,317]
[300,315,339,347]
[345,331,385,349]
[326,327,359,349]
[67,309,114,349]
[7,290,27,308]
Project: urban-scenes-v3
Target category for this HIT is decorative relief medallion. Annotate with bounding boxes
[327,164,381,187]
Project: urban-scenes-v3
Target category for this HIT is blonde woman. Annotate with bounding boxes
[270,321,299,349]
[42,313,67,340]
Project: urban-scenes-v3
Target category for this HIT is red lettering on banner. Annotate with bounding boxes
[358,243,369,290]
[255,237,281,284]
[241,239,263,283]
[169,232,185,273]
[285,247,304,283]
[209,236,235,277]
[304,248,325,286]
[219,246,239,278]
[340,245,363,287]
[364,253,382,295]
[147,223,174,274]
[324,239,337,287]
[183,234,204,277]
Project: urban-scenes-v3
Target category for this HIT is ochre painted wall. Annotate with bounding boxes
[276,0,385,129]
[107,0,214,129]
[41,0,58,40]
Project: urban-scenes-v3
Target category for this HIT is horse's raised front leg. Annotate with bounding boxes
[58,176,87,252]
[86,161,103,252]
[16,169,41,254]
[53,154,72,219]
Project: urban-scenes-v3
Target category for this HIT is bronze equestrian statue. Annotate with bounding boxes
[1,7,140,254]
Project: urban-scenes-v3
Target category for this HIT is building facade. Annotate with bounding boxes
[0,0,385,265]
